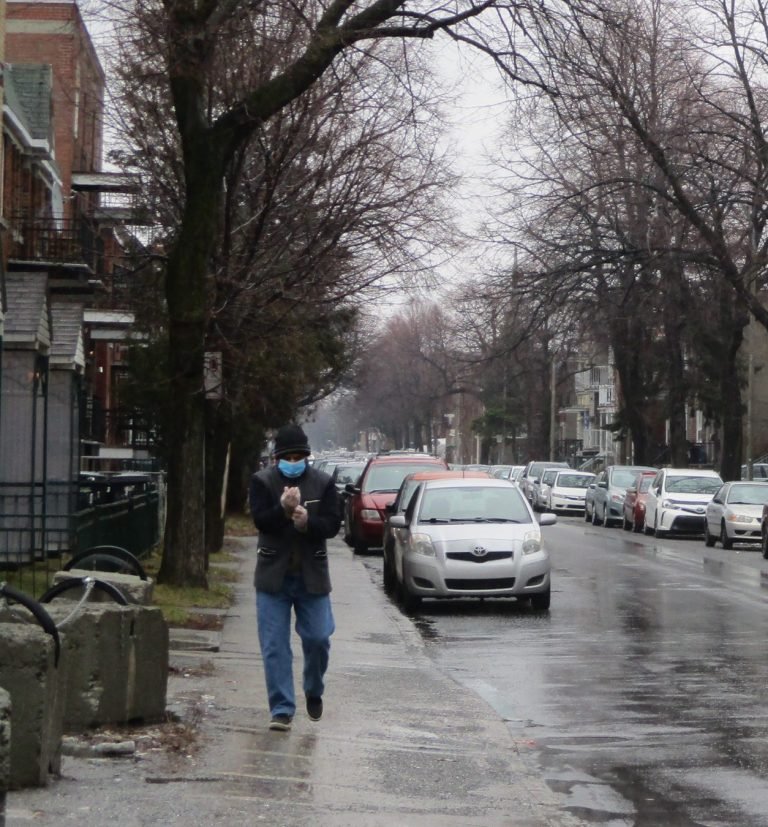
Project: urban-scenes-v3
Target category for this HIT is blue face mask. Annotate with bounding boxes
[278,458,307,478]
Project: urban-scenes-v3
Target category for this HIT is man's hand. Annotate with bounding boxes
[291,504,308,531]
[280,486,300,515]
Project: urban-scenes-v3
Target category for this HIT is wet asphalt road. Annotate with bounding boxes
[362,517,768,827]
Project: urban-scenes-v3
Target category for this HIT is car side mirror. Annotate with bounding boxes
[598,481,608,489]
[539,513,557,526]
[388,515,407,528]
[345,482,360,495]
[626,487,637,494]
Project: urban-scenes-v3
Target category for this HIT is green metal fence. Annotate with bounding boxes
[73,488,160,558]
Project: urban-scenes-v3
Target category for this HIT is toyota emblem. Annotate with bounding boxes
[472,546,488,557]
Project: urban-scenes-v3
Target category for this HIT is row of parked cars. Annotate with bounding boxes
[513,459,768,557]
[313,451,768,614]
[329,452,555,611]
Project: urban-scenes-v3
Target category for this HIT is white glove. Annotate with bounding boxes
[280,486,300,514]
[292,504,308,531]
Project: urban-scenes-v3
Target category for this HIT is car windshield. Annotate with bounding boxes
[556,473,593,488]
[638,476,654,493]
[612,469,646,488]
[364,463,443,493]
[726,484,768,505]
[334,464,364,485]
[417,486,532,524]
[666,476,722,494]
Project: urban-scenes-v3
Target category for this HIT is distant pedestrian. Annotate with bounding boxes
[249,424,341,731]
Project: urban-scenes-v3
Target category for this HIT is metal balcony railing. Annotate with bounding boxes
[81,404,159,453]
[8,215,103,271]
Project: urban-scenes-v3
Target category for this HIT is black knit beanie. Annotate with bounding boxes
[272,424,311,458]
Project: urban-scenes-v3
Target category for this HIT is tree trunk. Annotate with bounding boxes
[205,399,232,558]
[661,260,688,467]
[157,128,226,587]
[717,303,748,481]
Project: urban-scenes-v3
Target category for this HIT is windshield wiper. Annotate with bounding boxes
[451,516,522,523]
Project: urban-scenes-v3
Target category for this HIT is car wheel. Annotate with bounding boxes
[382,546,396,595]
[592,506,602,526]
[584,506,592,523]
[352,532,368,555]
[633,517,644,533]
[603,507,613,528]
[622,513,632,531]
[654,517,667,539]
[720,521,733,550]
[396,571,421,612]
[644,515,654,535]
[530,587,551,611]
[762,528,768,559]
[704,523,716,547]
[343,512,354,546]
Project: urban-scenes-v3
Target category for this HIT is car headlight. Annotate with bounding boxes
[661,499,675,509]
[522,530,541,555]
[727,513,754,524]
[361,509,381,521]
[409,532,435,557]
[610,493,623,504]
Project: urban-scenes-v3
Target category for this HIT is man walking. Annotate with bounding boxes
[249,424,341,731]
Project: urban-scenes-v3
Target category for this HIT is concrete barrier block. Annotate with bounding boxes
[52,570,155,605]
[45,605,131,731]
[43,605,168,730]
[0,625,61,789]
[128,607,169,724]
[0,686,10,823]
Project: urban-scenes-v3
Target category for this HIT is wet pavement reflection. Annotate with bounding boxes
[366,520,768,826]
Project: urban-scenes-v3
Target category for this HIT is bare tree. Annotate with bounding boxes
[106,0,510,583]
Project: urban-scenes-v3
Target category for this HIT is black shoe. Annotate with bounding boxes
[269,714,292,731]
[306,695,323,721]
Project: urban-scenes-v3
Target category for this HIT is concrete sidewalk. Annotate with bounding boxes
[7,536,575,826]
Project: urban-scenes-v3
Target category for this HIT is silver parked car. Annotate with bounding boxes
[387,477,555,611]
[704,480,768,549]
[590,464,657,527]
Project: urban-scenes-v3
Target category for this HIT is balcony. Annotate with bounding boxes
[8,215,103,281]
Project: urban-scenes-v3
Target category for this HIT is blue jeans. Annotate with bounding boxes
[256,576,335,717]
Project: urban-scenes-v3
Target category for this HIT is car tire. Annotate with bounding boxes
[643,517,654,535]
[584,506,592,523]
[633,518,644,533]
[654,517,666,539]
[592,506,602,526]
[762,528,768,559]
[396,572,421,612]
[704,524,716,547]
[382,547,396,595]
[603,508,613,528]
[352,533,368,555]
[530,587,551,611]
[720,522,733,550]
[622,514,632,531]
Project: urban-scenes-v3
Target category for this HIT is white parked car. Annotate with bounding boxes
[704,481,768,549]
[532,467,560,511]
[544,470,596,515]
[387,476,555,611]
[644,468,723,538]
